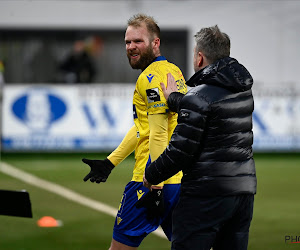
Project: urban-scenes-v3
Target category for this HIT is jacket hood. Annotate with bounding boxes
[186,57,253,92]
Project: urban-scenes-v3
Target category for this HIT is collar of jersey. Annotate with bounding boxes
[154,56,167,62]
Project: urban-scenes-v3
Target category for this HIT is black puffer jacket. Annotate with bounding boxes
[145,57,257,196]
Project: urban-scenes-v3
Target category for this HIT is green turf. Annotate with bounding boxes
[0,153,170,250]
[1,152,300,249]
[248,153,300,249]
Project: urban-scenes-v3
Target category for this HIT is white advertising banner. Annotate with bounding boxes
[252,92,300,151]
[2,84,135,151]
[1,84,300,152]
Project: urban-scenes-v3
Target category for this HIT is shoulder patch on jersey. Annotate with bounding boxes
[146,88,160,103]
[146,74,155,83]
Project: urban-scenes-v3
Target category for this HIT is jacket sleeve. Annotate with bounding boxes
[145,91,210,185]
[167,92,184,113]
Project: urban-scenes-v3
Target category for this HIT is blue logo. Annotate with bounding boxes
[146,74,154,83]
[12,89,67,131]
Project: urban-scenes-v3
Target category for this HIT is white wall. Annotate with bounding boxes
[0,0,299,86]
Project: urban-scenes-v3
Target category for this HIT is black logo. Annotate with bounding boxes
[146,88,160,103]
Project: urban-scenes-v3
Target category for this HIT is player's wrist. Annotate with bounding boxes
[104,158,115,169]
[106,155,118,167]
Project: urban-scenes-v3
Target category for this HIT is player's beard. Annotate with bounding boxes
[127,45,156,71]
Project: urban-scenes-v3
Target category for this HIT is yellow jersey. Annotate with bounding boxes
[131,56,187,183]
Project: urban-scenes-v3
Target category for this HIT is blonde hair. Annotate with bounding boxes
[127,13,160,40]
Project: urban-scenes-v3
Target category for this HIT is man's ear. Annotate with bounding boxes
[197,51,204,67]
[198,51,210,68]
[152,37,160,49]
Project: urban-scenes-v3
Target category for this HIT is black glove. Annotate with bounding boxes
[82,158,114,183]
[135,189,164,219]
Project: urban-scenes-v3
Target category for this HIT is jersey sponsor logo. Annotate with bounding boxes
[147,103,166,109]
[146,74,155,83]
[137,190,145,200]
[146,88,160,103]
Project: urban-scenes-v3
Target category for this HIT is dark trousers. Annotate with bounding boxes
[171,194,254,250]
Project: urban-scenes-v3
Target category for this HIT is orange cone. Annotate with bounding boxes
[37,216,62,227]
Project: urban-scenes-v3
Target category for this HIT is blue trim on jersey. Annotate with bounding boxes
[133,104,137,119]
[146,155,151,168]
[154,56,166,62]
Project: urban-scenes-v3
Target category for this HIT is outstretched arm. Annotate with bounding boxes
[82,125,137,183]
[107,125,137,166]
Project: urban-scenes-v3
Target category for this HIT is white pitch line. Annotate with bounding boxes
[0,161,167,239]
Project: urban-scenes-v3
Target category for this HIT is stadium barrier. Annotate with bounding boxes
[1,83,300,152]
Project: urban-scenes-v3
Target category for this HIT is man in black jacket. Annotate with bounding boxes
[143,25,257,250]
